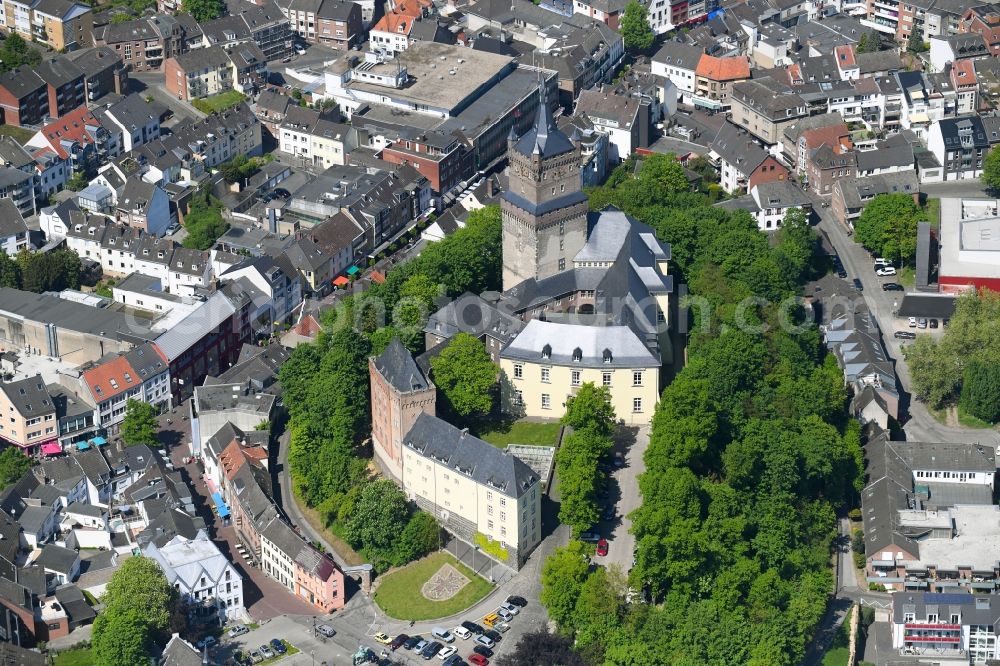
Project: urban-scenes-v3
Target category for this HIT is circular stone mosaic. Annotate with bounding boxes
[420,563,471,601]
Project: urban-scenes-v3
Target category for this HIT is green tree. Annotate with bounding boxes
[853,193,921,263]
[961,361,1000,423]
[621,0,654,52]
[181,0,221,21]
[93,557,177,666]
[430,332,496,425]
[344,479,410,569]
[181,189,229,250]
[562,383,616,437]
[66,171,89,191]
[0,447,31,488]
[637,153,691,193]
[396,511,441,564]
[856,32,868,52]
[0,252,21,289]
[0,33,41,73]
[904,334,961,407]
[983,145,1000,192]
[539,541,591,630]
[120,399,158,447]
[110,12,134,23]
[907,28,926,53]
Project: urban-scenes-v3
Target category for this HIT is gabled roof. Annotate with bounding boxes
[35,56,84,89]
[37,106,103,160]
[372,12,415,35]
[511,82,575,160]
[81,354,139,404]
[372,338,433,393]
[694,54,750,81]
[710,121,768,173]
[0,375,54,418]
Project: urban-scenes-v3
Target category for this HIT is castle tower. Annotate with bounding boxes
[501,82,589,291]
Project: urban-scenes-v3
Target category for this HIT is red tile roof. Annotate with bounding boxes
[291,314,322,338]
[695,55,750,81]
[835,44,856,68]
[82,355,139,403]
[38,106,101,160]
[952,59,978,87]
[370,270,386,284]
[372,12,414,35]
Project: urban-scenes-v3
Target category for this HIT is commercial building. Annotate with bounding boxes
[890,592,1000,662]
[937,197,1000,293]
[402,413,542,568]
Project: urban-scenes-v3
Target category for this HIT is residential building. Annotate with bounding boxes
[855,133,917,177]
[692,54,750,111]
[189,383,274,457]
[144,531,244,623]
[98,93,164,153]
[26,106,117,177]
[24,0,92,51]
[369,338,436,481]
[226,0,293,61]
[729,78,808,147]
[94,15,190,73]
[164,46,234,102]
[927,115,991,180]
[116,178,171,236]
[831,171,920,229]
[78,343,170,430]
[573,86,649,162]
[801,123,856,195]
[0,375,58,452]
[571,0,627,28]
[220,255,303,333]
[650,41,703,106]
[960,5,1000,55]
[35,544,80,588]
[890,592,1000,662]
[0,197,29,257]
[0,165,39,217]
[824,302,900,422]
[747,180,811,231]
[401,413,542,568]
[0,69,48,127]
[67,46,128,102]
[710,121,791,193]
[424,292,525,366]
[645,0,720,34]
[285,0,362,49]
[35,56,86,120]
[929,32,990,73]
[950,59,979,114]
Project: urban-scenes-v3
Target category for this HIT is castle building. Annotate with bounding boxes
[501,84,590,291]
[369,338,436,481]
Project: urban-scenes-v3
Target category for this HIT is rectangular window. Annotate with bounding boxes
[513,364,522,379]
[571,370,581,386]
[633,397,643,413]
[488,520,494,530]
[633,371,642,386]
[541,394,551,409]
[541,367,550,383]
[602,372,612,387]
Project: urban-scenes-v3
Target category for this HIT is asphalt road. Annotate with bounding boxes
[593,425,649,573]
[129,71,206,122]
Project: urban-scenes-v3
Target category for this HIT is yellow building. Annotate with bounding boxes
[401,413,542,569]
[21,0,93,51]
[500,320,660,424]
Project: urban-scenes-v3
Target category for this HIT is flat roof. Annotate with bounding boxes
[348,43,515,113]
[909,504,1000,571]
[898,294,957,319]
[939,197,1000,279]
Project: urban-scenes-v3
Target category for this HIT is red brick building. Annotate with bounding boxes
[746,155,791,192]
[380,131,470,194]
[0,69,49,127]
[960,6,1000,56]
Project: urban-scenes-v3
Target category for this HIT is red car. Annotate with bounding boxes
[596,538,609,557]
[469,654,490,666]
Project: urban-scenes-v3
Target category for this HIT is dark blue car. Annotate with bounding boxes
[270,638,287,654]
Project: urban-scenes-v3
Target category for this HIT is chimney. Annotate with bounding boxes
[460,428,468,438]
[486,177,494,198]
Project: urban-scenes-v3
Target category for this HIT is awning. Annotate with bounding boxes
[332,276,349,287]
[41,443,62,456]
[346,265,360,276]
[211,492,231,519]
[908,112,930,124]
[90,436,107,446]
[76,441,91,451]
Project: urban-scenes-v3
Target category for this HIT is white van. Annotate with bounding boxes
[432,628,455,643]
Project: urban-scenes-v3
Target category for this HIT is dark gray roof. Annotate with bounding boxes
[731,77,805,119]
[856,134,915,172]
[105,93,167,130]
[35,56,84,89]
[753,180,810,208]
[317,0,357,18]
[135,507,205,548]
[936,115,990,150]
[0,288,154,344]
[425,292,525,343]
[652,39,704,70]
[0,137,33,169]
[710,121,767,173]
[512,82,574,159]
[0,375,54,419]
[898,293,956,320]
[36,544,79,575]
[404,413,539,499]
[373,338,432,393]
[33,0,86,18]
[893,592,1000,627]
[160,634,204,666]
[55,583,97,625]
[0,641,47,666]
[67,46,121,77]
[65,501,105,518]
[835,172,919,210]
[0,68,45,100]
[173,44,231,70]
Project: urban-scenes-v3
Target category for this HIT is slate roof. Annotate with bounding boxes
[135,507,206,548]
[424,292,525,343]
[403,413,539,499]
[55,583,96,625]
[512,82,574,160]
[752,180,810,208]
[855,133,915,172]
[936,115,990,151]
[710,121,768,174]
[503,319,659,369]
[35,56,84,89]
[372,338,433,393]
[0,641,47,666]
[0,375,53,418]
[836,171,919,210]
[0,69,45,100]
[160,633,204,666]
[36,544,79,575]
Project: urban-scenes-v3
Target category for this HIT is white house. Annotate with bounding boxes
[651,41,702,105]
[99,94,163,153]
[0,198,30,257]
[144,530,245,623]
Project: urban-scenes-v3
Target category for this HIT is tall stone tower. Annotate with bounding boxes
[501,83,589,292]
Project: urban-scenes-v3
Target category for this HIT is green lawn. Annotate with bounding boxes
[52,648,93,666]
[0,124,33,144]
[922,197,940,228]
[475,420,562,448]
[374,552,493,620]
[897,265,916,288]
[822,608,853,666]
[957,404,995,429]
[192,90,247,115]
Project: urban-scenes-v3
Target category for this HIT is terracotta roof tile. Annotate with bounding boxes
[82,355,139,403]
[372,12,414,34]
[40,106,102,160]
[695,54,750,81]
[835,44,856,68]
[952,59,978,87]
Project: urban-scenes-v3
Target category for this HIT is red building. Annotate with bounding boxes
[746,155,791,192]
[380,131,470,194]
[0,68,49,127]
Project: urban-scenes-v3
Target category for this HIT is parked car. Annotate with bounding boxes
[930,319,939,329]
[894,331,916,340]
[295,44,306,54]
[908,317,917,328]
[836,267,848,279]
[270,639,287,655]
[442,655,464,666]
[874,257,889,266]
[421,641,443,660]
[229,625,249,638]
[484,630,502,643]
[613,452,624,468]
[259,645,275,659]
[876,266,897,276]
[496,607,513,621]
[494,622,511,633]
[475,636,495,649]
[853,278,863,291]
[404,636,423,651]
[413,639,429,653]
[233,650,250,666]
[469,654,490,666]
[578,531,601,542]
[596,538,609,557]
[452,627,471,640]
[318,624,336,638]
[473,645,494,658]
[437,646,457,660]
[918,317,928,329]
[882,282,903,291]
[499,602,520,616]
[196,636,217,649]
[390,634,409,650]
[248,649,264,664]
[482,613,500,628]
[432,628,454,643]
[462,621,485,635]
[506,596,528,608]
[374,632,392,644]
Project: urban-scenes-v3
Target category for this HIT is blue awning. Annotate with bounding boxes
[90,436,107,446]
[76,441,91,450]
[211,492,231,519]
[346,265,360,276]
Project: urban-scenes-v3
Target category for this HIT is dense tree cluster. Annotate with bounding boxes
[0,34,40,74]
[904,288,1000,417]
[181,0,222,22]
[430,333,497,428]
[555,384,616,535]
[538,159,859,665]
[182,186,229,250]
[620,0,654,52]
[93,557,180,666]
[853,193,922,263]
[0,248,81,293]
[120,399,159,447]
[0,448,31,489]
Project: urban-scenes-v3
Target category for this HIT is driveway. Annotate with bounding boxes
[593,425,649,572]
[129,72,206,122]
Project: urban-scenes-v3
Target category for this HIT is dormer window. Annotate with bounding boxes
[572,347,582,362]
[603,348,613,363]
[541,344,551,359]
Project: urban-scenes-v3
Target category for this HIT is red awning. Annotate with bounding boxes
[40,443,62,456]
[332,276,349,287]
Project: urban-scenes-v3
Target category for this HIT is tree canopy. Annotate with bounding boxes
[182,186,229,250]
[0,448,30,489]
[93,557,178,666]
[181,0,221,22]
[1,248,82,293]
[621,0,655,52]
[853,193,922,263]
[120,399,158,447]
[430,333,497,426]
[0,33,40,73]
[983,145,1000,192]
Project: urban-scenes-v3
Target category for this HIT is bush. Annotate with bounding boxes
[474,531,510,562]
[848,508,862,521]
[960,361,1000,424]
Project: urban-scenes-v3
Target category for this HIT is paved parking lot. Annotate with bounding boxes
[593,425,648,572]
